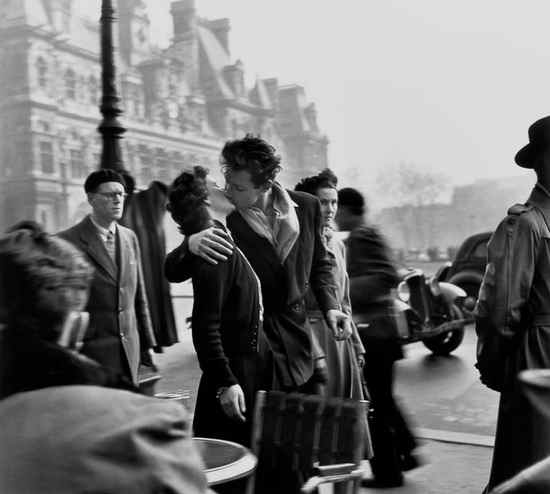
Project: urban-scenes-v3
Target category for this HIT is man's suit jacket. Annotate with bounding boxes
[226,190,338,388]
[59,216,156,384]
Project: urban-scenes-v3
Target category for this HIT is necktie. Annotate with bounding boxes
[105,231,116,264]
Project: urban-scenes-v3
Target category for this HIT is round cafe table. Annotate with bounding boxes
[193,437,257,486]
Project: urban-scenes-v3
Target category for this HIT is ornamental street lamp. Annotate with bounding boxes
[98,0,126,173]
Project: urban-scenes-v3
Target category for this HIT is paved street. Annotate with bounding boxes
[155,297,497,493]
[396,324,498,441]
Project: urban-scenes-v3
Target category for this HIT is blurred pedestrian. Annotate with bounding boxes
[336,187,418,488]
[0,222,135,399]
[59,170,157,385]
[295,169,365,399]
[165,166,269,447]
[476,115,550,492]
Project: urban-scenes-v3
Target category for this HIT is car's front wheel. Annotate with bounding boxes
[422,304,465,355]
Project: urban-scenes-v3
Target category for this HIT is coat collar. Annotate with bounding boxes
[528,183,550,217]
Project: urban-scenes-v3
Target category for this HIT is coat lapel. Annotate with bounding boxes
[78,216,118,282]
[118,227,132,286]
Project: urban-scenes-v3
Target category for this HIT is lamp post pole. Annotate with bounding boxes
[98,0,126,172]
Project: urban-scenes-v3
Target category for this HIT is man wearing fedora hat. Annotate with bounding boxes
[476,115,550,491]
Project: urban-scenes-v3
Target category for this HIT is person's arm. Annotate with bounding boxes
[310,200,339,312]
[165,241,193,283]
[192,261,246,422]
[476,212,539,340]
[339,243,366,357]
[164,228,234,283]
[306,199,352,338]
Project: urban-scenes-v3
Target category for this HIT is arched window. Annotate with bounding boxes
[65,69,76,100]
[36,57,47,89]
[88,75,98,105]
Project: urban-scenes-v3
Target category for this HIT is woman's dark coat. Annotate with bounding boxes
[165,233,265,446]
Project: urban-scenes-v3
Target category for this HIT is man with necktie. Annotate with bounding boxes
[59,170,156,385]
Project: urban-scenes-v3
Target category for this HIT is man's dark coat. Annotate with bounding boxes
[120,182,178,347]
[59,216,156,384]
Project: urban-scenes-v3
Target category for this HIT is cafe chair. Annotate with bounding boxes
[246,390,371,494]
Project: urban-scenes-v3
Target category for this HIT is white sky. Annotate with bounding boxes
[92,1,549,199]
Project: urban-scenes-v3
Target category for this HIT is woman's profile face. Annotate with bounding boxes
[316,187,338,226]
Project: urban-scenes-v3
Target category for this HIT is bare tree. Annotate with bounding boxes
[375,162,449,251]
[376,162,448,208]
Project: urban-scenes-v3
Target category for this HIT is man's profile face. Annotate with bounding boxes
[224,169,266,210]
[88,181,126,223]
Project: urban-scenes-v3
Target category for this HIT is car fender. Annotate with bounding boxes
[448,270,484,287]
[438,282,466,303]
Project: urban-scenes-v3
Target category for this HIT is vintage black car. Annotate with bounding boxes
[438,231,492,316]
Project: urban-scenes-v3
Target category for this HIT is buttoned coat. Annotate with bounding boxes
[59,216,156,384]
[225,190,339,388]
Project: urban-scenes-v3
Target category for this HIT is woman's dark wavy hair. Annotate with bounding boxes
[220,134,282,187]
[166,166,209,225]
[294,168,338,196]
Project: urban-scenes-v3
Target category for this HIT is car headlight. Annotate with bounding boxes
[397,281,410,302]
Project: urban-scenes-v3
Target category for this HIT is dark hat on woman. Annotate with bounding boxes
[515,116,550,168]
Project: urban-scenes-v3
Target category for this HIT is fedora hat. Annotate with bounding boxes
[515,116,550,168]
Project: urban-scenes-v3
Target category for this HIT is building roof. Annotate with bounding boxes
[0,0,50,30]
[197,24,233,99]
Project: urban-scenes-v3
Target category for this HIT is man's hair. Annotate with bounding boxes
[166,166,209,225]
[295,169,338,195]
[84,170,126,194]
[220,134,282,187]
[337,187,366,216]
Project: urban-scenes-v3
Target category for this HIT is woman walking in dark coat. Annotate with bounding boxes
[165,167,268,447]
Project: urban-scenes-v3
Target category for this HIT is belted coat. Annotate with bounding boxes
[476,183,550,490]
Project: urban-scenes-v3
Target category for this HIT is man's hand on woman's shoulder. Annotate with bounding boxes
[188,227,234,265]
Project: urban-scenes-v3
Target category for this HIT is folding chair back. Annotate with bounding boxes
[247,391,371,494]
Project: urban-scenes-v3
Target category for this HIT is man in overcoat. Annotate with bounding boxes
[476,115,550,492]
[165,134,350,393]
[59,170,156,385]
[335,187,417,488]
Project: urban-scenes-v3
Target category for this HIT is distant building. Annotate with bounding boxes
[375,174,534,252]
[0,0,328,232]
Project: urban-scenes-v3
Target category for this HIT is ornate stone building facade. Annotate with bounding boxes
[0,0,329,232]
